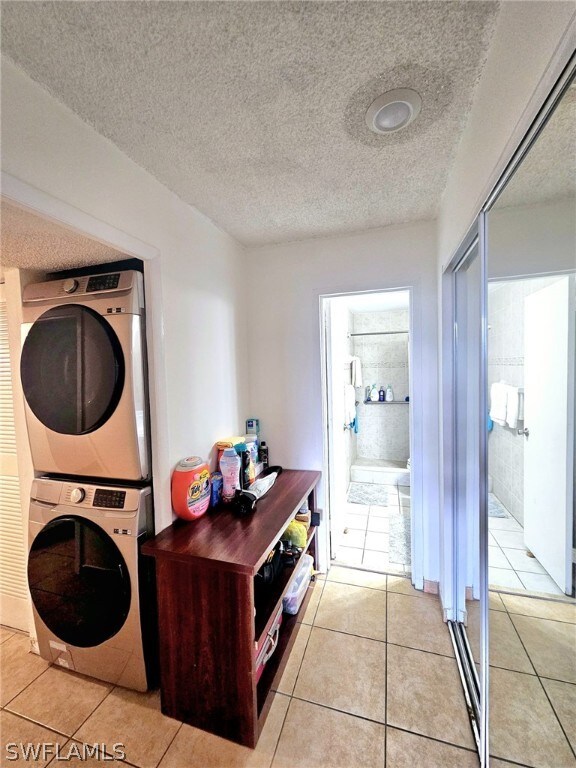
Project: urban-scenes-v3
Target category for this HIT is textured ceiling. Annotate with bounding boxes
[0,201,126,270]
[1,1,499,246]
[495,83,576,210]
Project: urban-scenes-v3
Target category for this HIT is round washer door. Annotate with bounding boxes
[28,516,131,648]
[21,304,125,435]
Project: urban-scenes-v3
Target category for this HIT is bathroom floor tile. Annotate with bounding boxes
[370,503,400,516]
[367,515,389,533]
[314,581,386,641]
[386,727,479,768]
[339,528,366,548]
[489,667,575,767]
[294,627,386,722]
[501,594,576,624]
[511,614,576,683]
[364,531,390,552]
[489,546,513,570]
[343,512,367,530]
[45,741,130,767]
[159,693,289,768]
[271,698,385,768]
[7,667,111,736]
[502,548,546,574]
[326,565,387,591]
[386,644,474,749]
[0,633,50,707]
[362,550,405,574]
[489,567,525,590]
[387,575,436,599]
[488,516,523,532]
[387,592,453,657]
[275,623,311,695]
[517,572,565,595]
[75,688,181,768]
[0,710,68,768]
[343,502,370,516]
[540,678,576,752]
[490,530,526,550]
[334,546,364,567]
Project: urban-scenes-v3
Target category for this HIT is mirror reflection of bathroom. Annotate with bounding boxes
[487,273,575,598]
[323,290,412,575]
[484,73,575,768]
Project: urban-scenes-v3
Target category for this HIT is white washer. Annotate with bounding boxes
[28,477,156,691]
[20,270,150,481]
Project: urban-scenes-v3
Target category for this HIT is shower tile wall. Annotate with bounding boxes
[353,309,409,462]
[488,276,562,526]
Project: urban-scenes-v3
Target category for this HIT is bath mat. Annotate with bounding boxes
[347,482,397,507]
[488,493,509,518]
[389,513,411,565]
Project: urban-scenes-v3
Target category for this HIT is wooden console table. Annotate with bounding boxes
[142,469,321,747]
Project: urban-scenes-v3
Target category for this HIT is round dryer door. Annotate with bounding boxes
[21,304,125,435]
[28,516,131,648]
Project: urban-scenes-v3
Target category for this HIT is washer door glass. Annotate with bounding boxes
[28,516,131,648]
[21,304,125,435]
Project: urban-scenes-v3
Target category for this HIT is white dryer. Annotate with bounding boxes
[20,270,150,481]
[28,477,156,691]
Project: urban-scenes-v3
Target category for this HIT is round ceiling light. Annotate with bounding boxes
[365,88,422,134]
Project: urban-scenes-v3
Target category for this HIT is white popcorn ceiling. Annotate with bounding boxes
[1,1,500,246]
[494,84,576,211]
[0,201,126,270]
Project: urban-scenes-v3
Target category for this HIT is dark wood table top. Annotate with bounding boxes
[142,469,321,575]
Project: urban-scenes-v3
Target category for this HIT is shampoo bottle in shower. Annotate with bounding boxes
[379,387,385,401]
[385,385,394,402]
[370,385,379,402]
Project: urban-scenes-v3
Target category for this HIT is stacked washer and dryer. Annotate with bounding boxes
[20,269,155,691]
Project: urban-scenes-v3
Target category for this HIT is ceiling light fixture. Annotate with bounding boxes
[365,88,422,134]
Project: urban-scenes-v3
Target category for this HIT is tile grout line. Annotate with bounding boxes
[499,603,576,763]
[152,720,185,768]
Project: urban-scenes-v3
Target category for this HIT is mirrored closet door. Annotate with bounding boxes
[483,64,576,767]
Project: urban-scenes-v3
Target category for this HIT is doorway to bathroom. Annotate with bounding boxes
[322,290,412,576]
[487,272,575,598]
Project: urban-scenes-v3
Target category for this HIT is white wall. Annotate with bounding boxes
[246,220,440,584]
[438,2,576,266]
[1,58,249,532]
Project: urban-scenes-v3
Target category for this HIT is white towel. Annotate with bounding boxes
[505,385,520,429]
[350,356,363,388]
[489,382,508,426]
[344,384,356,426]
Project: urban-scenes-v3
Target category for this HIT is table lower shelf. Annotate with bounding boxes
[256,578,317,723]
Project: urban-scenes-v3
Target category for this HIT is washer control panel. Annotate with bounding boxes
[93,488,126,509]
[70,487,85,504]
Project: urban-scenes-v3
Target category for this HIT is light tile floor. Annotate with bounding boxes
[335,484,411,575]
[0,570,479,768]
[488,500,570,596]
[467,591,576,767]
[3,575,574,767]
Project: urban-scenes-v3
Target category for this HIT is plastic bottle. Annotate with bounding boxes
[234,443,251,489]
[220,447,241,502]
[370,385,379,402]
[379,386,385,402]
[385,384,394,402]
[259,441,269,469]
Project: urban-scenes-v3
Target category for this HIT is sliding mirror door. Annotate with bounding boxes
[484,66,576,766]
[450,235,487,759]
